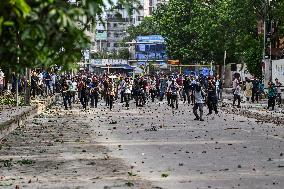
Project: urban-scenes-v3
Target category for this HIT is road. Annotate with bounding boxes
[0,100,284,189]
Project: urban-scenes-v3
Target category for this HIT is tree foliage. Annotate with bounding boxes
[125,16,159,42]
[0,0,137,73]
[127,0,284,78]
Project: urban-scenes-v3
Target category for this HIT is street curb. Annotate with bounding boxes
[221,102,284,125]
[0,94,60,140]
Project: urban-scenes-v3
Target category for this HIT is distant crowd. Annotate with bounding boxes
[0,68,282,117]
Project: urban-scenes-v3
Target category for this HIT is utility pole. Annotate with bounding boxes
[223,50,227,80]
[269,0,273,82]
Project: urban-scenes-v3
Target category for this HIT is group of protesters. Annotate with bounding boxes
[54,72,224,121]
[232,76,282,111]
[1,67,282,118]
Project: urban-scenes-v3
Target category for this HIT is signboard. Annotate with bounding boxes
[136,35,165,43]
[91,59,128,66]
[168,60,180,65]
[96,30,107,40]
[272,59,284,84]
[135,35,167,62]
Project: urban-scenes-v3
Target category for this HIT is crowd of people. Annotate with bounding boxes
[232,75,282,111]
[54,73,224,121]
[0,68,283,118]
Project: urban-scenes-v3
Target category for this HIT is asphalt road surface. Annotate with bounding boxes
[0,99,284,189]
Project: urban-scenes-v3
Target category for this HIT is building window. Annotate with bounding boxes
[138,16,144,21]
[114,33,119,38]
[114,43,118,47]
[149,7,153,15]
[113,23,117,27]
[107,32,111,37]
[107,43,110,47]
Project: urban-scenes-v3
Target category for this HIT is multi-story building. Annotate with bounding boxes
[94,1,144,53]
[143,0,169,16]
[94,0,169,53]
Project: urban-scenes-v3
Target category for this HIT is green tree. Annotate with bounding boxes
[150,0,284,77]
[126,16,159,41]
[117,49,130,59]
[0,0,137,73]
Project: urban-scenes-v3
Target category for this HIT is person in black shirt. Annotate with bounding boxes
[89,79,99,108]
[30,72,38,98]
[207,81,218,115]
[252,77,259,103]
[183,75,191,104]
[62,80,71,110]
[80,80,89,110]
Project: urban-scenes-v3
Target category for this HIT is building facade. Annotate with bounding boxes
[143,0,169,16]
[94,2,144,53]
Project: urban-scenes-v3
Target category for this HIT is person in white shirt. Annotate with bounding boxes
[233,82,241,108]
[37,72,44,96]
[0,69,5,95]
[124,77,132,109]
[193,82,205,121]
[51,73,56,94]
[70,78,78,103]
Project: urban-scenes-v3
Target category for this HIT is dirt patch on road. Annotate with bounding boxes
[221,103,284,126]
[0,106,155,189]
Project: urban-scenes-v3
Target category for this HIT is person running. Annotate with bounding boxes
[149,75,157,102]
[92,77,100,108]
[193,82,205,121]
[62,80,71,110]
[159,75,167,101]
[107,79,116,110]
[252,76,260,103]
[80,79,89,110]
[168,79,179,109]
[89,78,99,108]
[166,75,173,106]
[207,81,218,115]
[183,75,191,104]
[176,74,184,101]
[70,78,77,103]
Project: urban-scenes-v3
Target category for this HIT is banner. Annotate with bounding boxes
[272,59,284,83]
[91,59,128,66]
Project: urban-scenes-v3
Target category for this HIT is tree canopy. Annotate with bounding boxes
[0,0,136,73]
[127,0,284,78]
